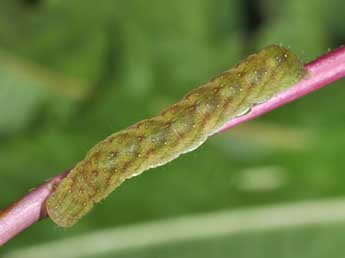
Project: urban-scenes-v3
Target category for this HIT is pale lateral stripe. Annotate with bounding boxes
[5,198,345,258]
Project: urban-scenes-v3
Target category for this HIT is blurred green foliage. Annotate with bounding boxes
[1,0,345,256]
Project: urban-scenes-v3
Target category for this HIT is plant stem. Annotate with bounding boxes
[0,172,69,246]
[1,45,345,246]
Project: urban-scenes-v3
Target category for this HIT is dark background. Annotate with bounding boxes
[1,0,345,257]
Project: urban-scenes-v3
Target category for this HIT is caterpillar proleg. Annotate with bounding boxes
[46,45,306,227]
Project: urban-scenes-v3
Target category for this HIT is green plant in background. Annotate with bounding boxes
[1,0,345,257]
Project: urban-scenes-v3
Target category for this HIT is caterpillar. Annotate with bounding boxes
[46,45,306,227]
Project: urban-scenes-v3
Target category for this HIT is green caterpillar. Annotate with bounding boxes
[46,45,306,227]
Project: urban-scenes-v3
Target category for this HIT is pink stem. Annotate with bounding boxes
[1,46,345,246]
[0,172,69,246]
